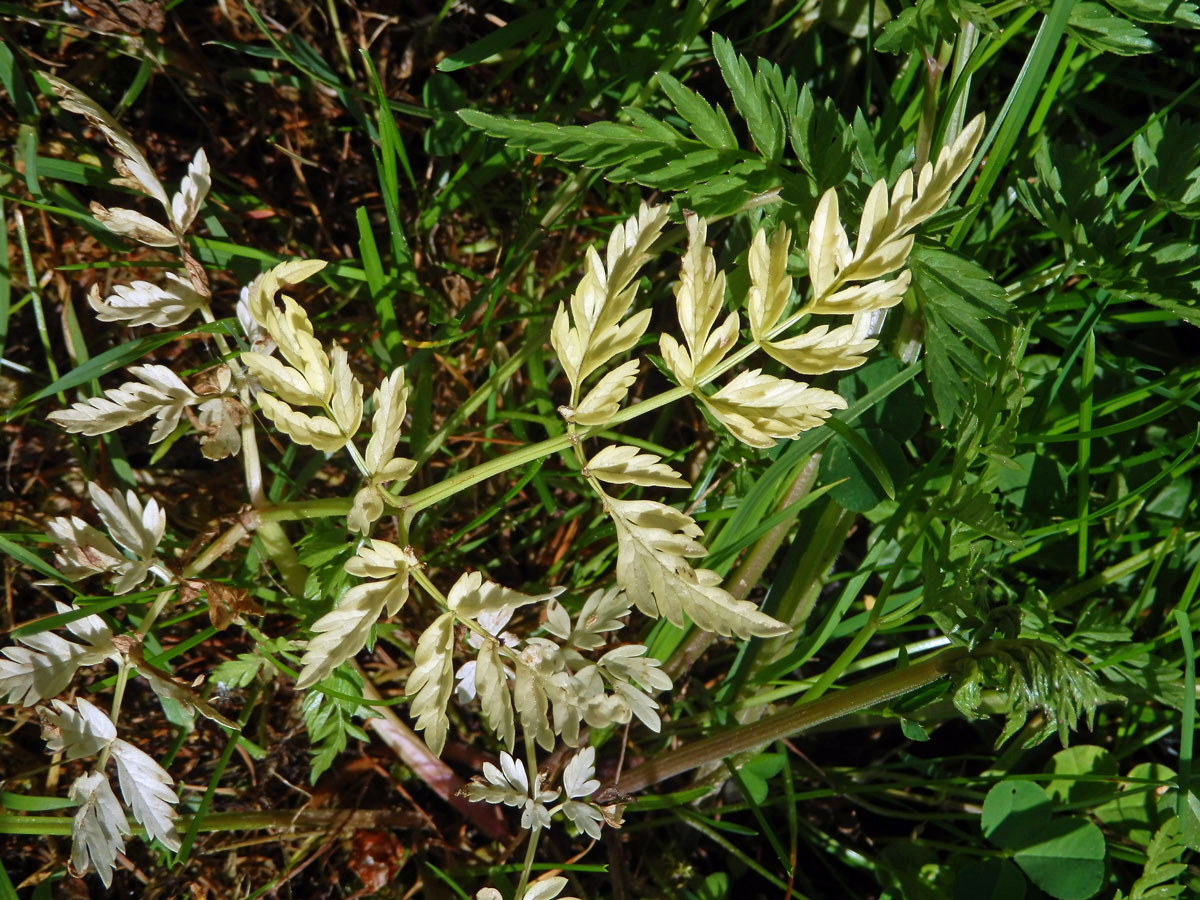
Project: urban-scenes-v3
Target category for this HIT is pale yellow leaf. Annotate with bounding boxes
[475,640,515,750]
[256,394,346,452]
[807,269,911,316]
[703,370,848,448]
[607,497,789,638]
[249,259,328,327]
[807,189,850,297]
[566,359,639,426]
[329,346,364,437]
[763,319,878,375]
[365,369,409,474]
[407,611,455,755]
[586,444,687,488]
[241,353,322,407]
[747,225,793,341]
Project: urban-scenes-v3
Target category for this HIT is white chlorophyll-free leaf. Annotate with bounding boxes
[585,444,688,488]
[407,611,456,755]
[521,877,581,900]
[543,587,632,651]
[44,73,170,207]
[471,638,516,749]
[87,274,206,327]
[88,204,177,247]
[350,368,417,534]
[236,277,274,356]
[659,213,737,386]
[553,746,604,839]
[255,394,345,452]
[170,147,211,232]
[87,482,165,564]
[110,740,182,851]
[462,750,533,808]
[606,496,789,638]
[0,603,117,706]
[294,540,418,690]
[463,751,561,831]
[514,639,559,751]
[41,696,117,760]
[447,571,564,620]
[48,365,201,442]
[68,771,129,889]
[472,879,582,900]
[551,203,669,395]
[43,484,165,595]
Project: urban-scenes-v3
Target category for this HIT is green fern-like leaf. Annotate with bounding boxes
[1115,816,1189,900]
[950,639,1116,746]
[301,667,380,783]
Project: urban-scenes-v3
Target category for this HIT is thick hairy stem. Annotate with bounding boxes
[602,647,968,797]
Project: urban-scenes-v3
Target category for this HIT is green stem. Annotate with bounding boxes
[605,647,969,796]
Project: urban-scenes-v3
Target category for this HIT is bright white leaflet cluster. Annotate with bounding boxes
[462,746,606,838]
[42,75,250,461]
[43,697,181,888]
[0,600,182,887]
[28,78,987,886]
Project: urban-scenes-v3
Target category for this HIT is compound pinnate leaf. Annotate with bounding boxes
[170,147,210,232]
[48,364,200,442]
[551,203,668,395]
[296,541,417,689]
[661,213,738,385]
[565,359,640,426]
